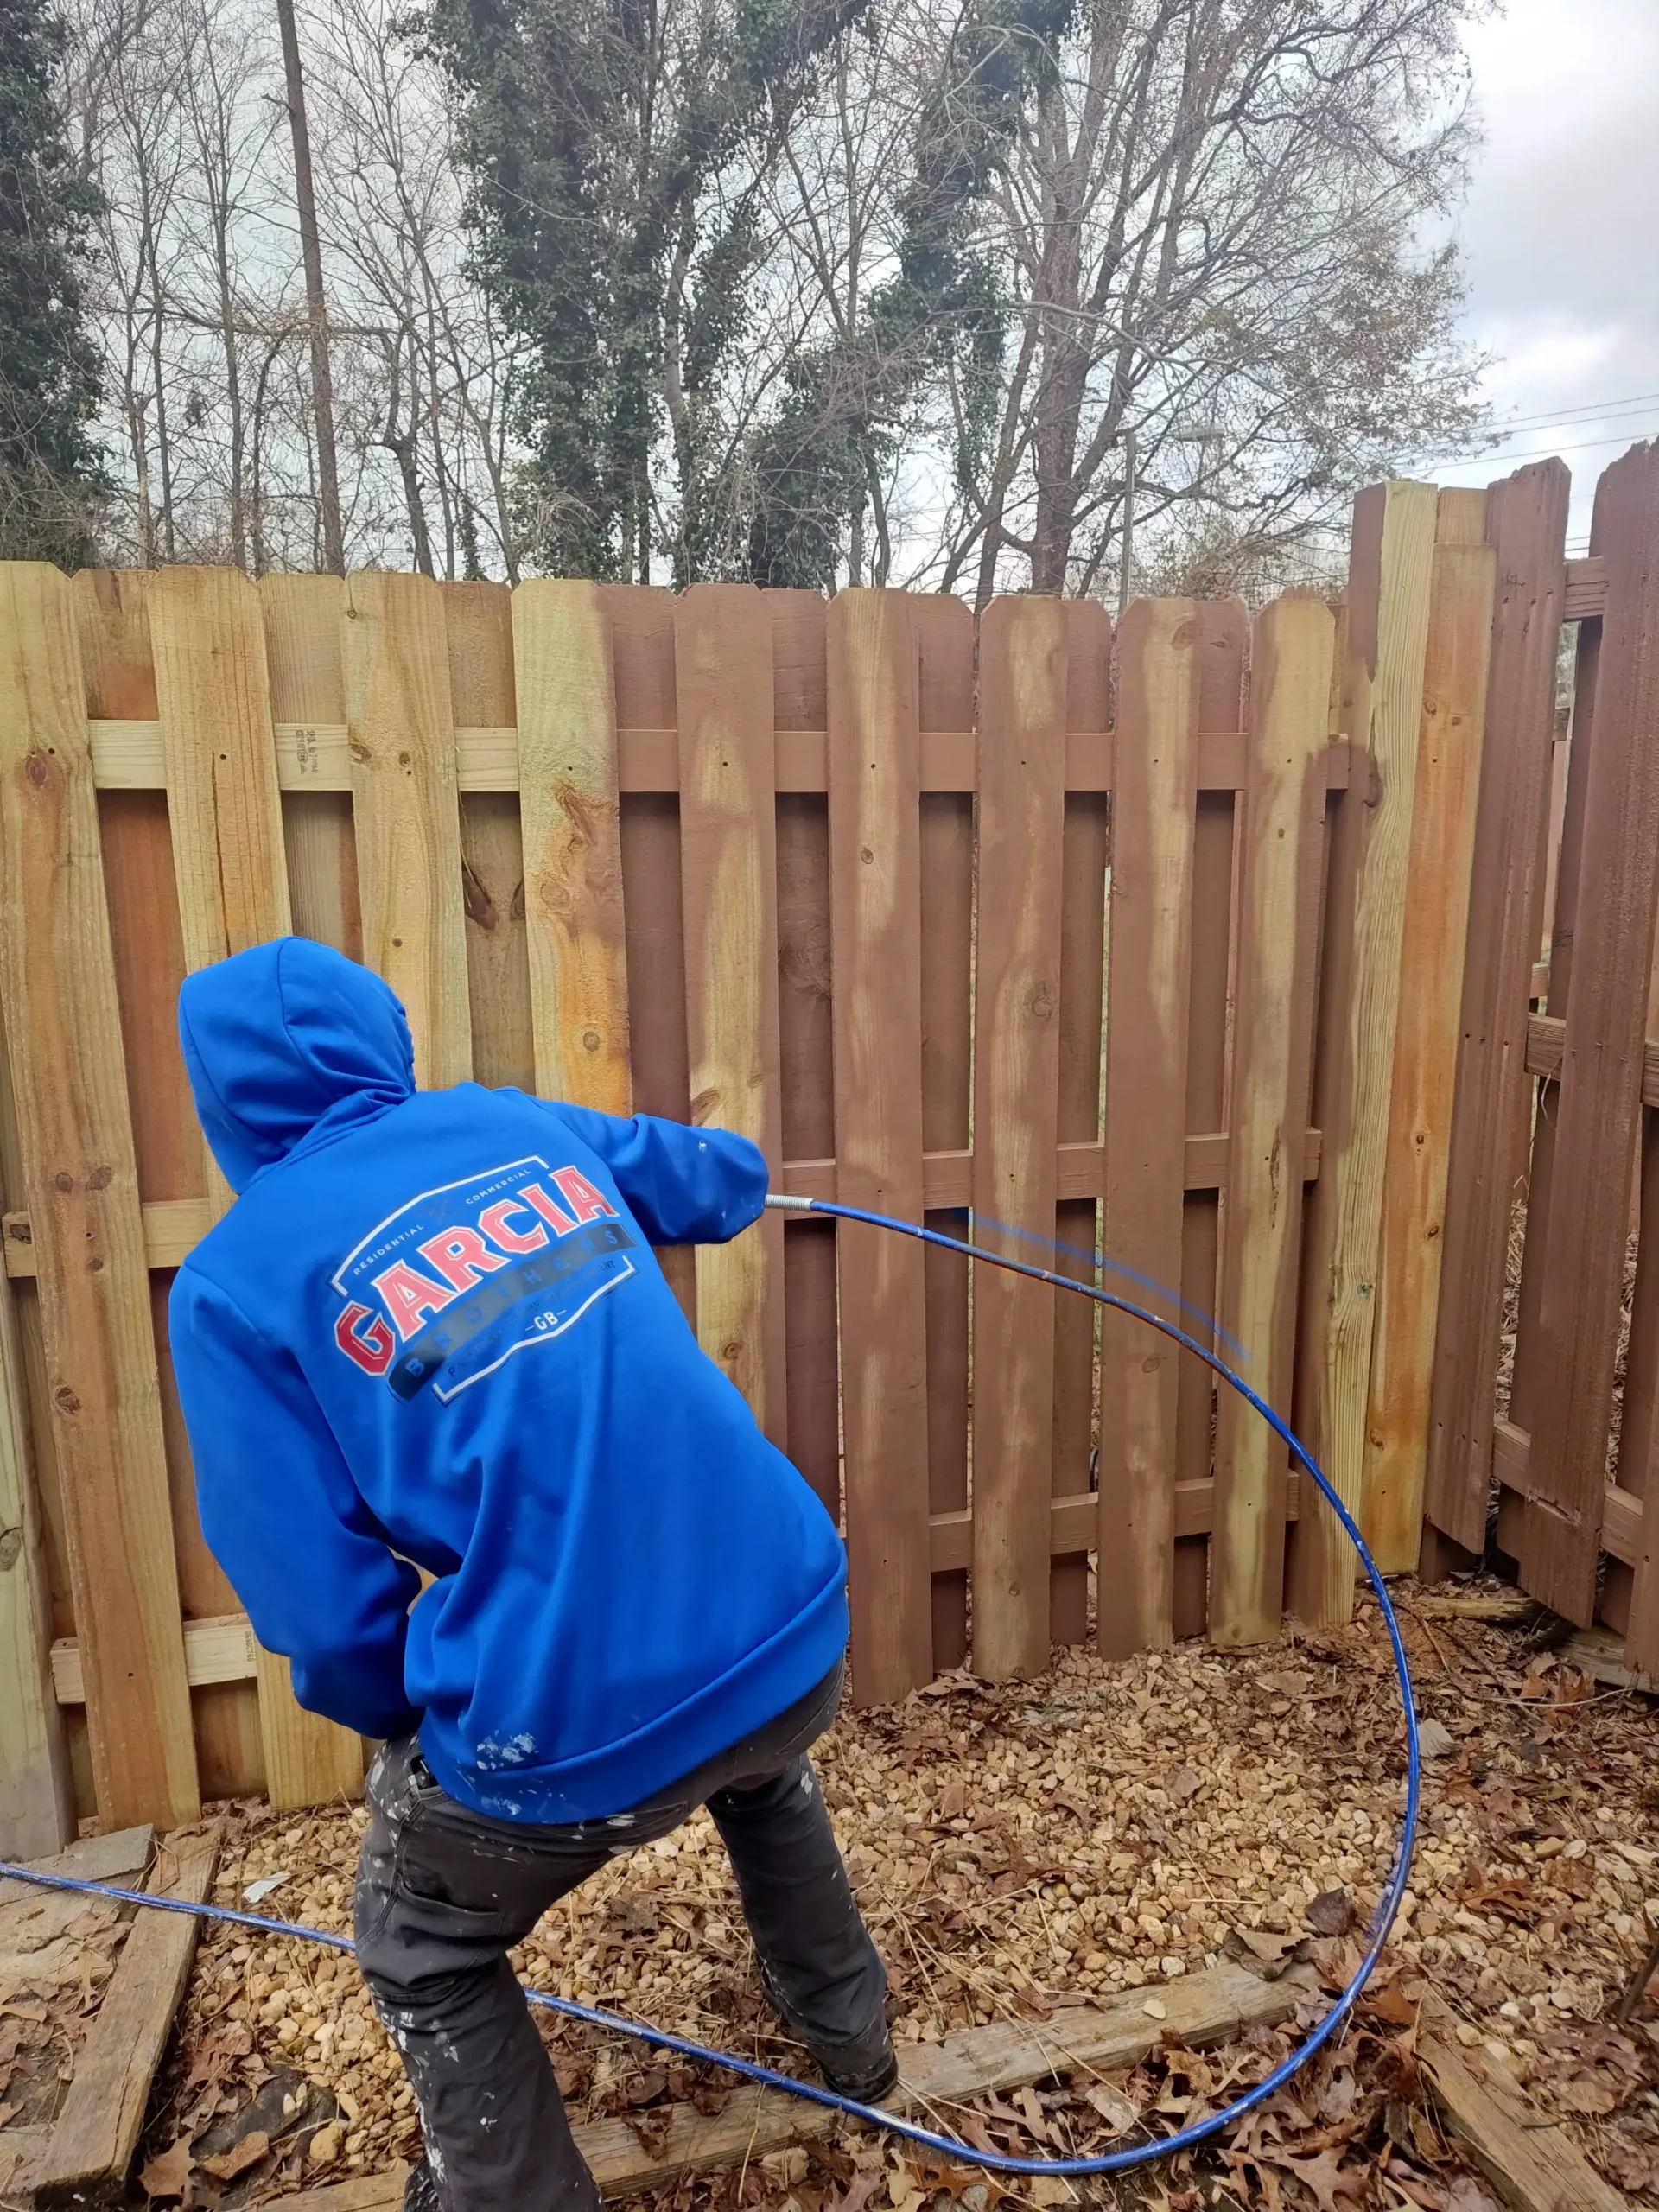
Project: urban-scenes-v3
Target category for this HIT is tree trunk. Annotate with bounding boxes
[276,0,346,574]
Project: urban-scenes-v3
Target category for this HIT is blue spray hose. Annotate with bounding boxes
[0,1196,1421,2178]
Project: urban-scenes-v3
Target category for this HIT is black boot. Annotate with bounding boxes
[404,2156,442,2209]
[760,1966,899,2102]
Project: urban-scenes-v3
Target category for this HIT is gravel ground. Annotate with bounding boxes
[99,1586,1659,2209]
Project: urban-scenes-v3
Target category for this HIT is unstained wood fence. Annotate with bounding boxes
[0,466,1578,1850]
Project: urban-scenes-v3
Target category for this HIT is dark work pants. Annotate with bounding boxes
[354,1666,886,2211]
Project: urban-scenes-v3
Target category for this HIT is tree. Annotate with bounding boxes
[0,0,106,563]
[907,0,1488,606]
[423,0,872,583]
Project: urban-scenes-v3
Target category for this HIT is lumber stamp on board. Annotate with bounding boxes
[270,1961,1316,2208]
[32,1823,219,2206]
[1420,2000,1626,2212]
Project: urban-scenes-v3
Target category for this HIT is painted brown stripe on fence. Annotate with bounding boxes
[1422,464,1570,1556]
[341,574,473,1089]
[915,593,977,1675]
[1519,444,1659,1622]
[675,586,786,1444]
[1096,601,1200,1658]
[1051,605,1111,1649]
[1211,597,1333,1644]
[973,599,1066,1680]
[771,593,839,1525]
[151,567,363,1814]
[1364,518,1497,1571]
[829,592,933,1702]
[0,564,198,1830]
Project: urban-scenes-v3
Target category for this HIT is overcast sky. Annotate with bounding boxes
[1433,0,1659,548]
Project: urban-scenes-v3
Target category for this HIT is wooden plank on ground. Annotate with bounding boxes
[1290,482,1440,1627]
[1422,464,1568,1557]
[514,581,631,1111]
[149,567,363,1815]
[340,574,472,1089]
[272,1961,1316,2209]
[1211,596,1333,1644]
[828,591,931,1703]
[1524,445,1659,1623]
[1364,524,1497,1570]
[0,563,197,1834]
[973,598,1067,1680]
[31,1821,219,2205]
[771,594,839,1522]
[915,594,975,1673]
[1052,603,1110,1647]
[1096,600,1200,1659]
[1420,1999,1627,2212]
[675,587,785,1442]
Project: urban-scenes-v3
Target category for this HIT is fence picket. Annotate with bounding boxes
[1097,601,1200,1657]
[341,573,472,1088]
[1363,519,1497,1571]
[1519,446,1659,1622]
[151,568,363,1810]
[446,582,534,1095]
[1052,603,1111,1648]
[1211,597,1333,1643]
[675,586,785,1442]
[914,594,975,1673]
[828,591,932,1701]
[974,599,1067,1679]
[1422,465,1570,1557]
[1290,482,1439,1627]
[772,593,839,1520]
[0,564,198,1829]
[262,575,361,958]
[515,582,630,1111]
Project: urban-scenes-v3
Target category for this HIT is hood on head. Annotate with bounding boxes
[179,938,416,1192]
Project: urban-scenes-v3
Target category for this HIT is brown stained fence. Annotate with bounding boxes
[0,484,1511,1846]
[1425,441,1659,1680]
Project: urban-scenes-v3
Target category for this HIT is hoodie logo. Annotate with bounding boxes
[331,1156,636,1401]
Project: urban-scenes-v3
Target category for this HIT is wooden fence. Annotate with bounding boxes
[0,477,1516,1847]
[1424,441,1659,1681]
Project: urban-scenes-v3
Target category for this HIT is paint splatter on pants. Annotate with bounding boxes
[355,1665,886,2212]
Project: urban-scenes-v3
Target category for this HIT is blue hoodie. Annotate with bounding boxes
[168,938,848,1823]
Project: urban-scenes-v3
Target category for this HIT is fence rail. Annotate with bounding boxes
[0,467,1578,1842]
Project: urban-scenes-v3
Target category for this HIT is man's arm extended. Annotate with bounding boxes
[546,1103,768,1247]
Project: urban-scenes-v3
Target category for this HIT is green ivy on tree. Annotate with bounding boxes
[0,0,105,565]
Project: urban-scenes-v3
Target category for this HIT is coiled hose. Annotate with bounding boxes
[0,1194,1421,2177]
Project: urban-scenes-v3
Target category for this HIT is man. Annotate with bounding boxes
[168,937,893,2212]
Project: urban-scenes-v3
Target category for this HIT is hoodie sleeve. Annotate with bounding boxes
[168,1267,423,1742]
[545,1105,769,1246]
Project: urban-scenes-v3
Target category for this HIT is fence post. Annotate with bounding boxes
[1096,600,1199,1657]
[1211,594,1333,1644]
[1362,500,1497,1570]
[1290,483,1439,1627]
[0,563,199,1829]
[974,597,1066,1680]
